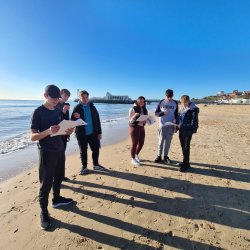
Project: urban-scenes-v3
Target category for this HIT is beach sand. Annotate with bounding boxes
[0,105,249,250]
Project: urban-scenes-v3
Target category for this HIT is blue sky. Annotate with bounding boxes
[0,0,249,100]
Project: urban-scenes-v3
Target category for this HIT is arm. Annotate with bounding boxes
[71,105,80,121]
[30,125,60,141]
[129,108,139,123]
[93,107,102,139]
[181,109,199,131]
[174,100,179,124]
[155,100,165,117]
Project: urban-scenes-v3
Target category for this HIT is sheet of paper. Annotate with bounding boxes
[136,115,149,122]
[164,121,178,126]
[146,115,156,125]
[51,119,87,137]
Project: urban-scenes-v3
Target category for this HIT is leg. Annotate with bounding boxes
[135,126,145,155]
[53,151,65,199]
[38,150,57,213]
[88,134,100,166]
[129,126,140,158]
[163,126,174,157]
[77,137,88,169]
[157,126,167,157]
[183,133,192,165]
[179,131,185,160]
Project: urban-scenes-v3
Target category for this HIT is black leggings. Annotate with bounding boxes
[179,131,193,165]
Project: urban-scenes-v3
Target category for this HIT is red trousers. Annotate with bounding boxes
[129,125,145,158]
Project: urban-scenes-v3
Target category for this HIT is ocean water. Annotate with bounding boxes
[0,99,157,181]
[0,100,157,155]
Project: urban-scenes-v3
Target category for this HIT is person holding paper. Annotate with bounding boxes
[71,90,107,175]
[129,96,148,166]
[154,89,178,164]
[56,88,71,181]
[30,84,74,230]
[177,95,199,172]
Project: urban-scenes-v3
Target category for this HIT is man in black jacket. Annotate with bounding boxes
[71,90,107,175]
[178,95,199,172]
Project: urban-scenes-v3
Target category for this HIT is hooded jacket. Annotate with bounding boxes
[179,102,199,134]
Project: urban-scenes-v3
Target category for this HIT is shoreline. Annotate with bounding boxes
[0,118,130,183]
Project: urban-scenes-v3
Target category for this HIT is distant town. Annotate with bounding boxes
[74,89,250,105]
[193,90,250,104]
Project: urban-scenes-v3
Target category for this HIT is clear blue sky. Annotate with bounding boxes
[0,0,249,100]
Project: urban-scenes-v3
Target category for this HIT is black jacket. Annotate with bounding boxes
[179,102,199,134]
[71,102,102,138]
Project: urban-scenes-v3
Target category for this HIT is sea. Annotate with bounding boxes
[0,100,157,181]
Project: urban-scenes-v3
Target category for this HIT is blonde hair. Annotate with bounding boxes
[180,95,190,102]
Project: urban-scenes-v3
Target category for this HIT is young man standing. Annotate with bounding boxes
[56,88,71,181]
[155,89,178,163]
[30,84,74,230]
[71,90,107,175]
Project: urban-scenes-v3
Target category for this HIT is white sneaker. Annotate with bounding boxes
[131,158,140,166]
[135,154,140,163]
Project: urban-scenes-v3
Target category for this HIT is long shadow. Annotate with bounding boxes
[54,207,221,249]
[50,217,156,249]
[143,160,250,183]
[65,170,250,230]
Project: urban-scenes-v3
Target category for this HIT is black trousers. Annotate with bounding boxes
[77,134,100,169]
[179,131,193,165]
[38,149,65,213]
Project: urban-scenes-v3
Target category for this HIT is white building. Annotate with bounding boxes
[105,92,131,101]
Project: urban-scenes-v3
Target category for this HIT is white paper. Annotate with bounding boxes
[136,115,149,122]
[51,119,87,137]
[146,115,156,125]
[164,121,178,126]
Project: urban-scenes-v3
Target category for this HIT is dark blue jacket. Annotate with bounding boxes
[179,102,199,134]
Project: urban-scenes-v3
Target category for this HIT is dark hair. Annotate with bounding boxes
[135,96,147,115]
[60,88,71,97]
[165,89,173,98]
[79,90,89,97]
[136,96,146,107]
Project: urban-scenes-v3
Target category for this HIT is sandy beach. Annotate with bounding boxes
[0,104,249,250]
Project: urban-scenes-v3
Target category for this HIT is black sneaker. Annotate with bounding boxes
[79,167,88,175]
[63,176,70,181]
[163,156,172,164]
[178,162,191,168]
[40,212,51,230]
[52,196,73,208]
[154,156,162,163]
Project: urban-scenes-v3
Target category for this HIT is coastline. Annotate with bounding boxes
[0,105,249,249]
[0,118,130,183]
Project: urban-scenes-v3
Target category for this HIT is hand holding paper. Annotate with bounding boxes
[51,119,87,137]
[136,115,149,122]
